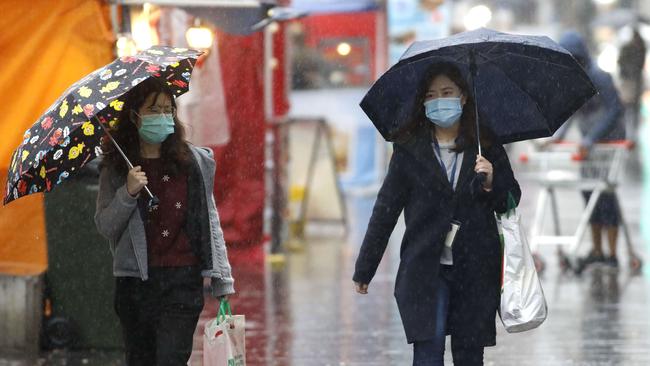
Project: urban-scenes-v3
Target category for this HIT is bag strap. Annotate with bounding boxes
[218,299,232,324]
[499,191,517,219]
[506,192,517,212]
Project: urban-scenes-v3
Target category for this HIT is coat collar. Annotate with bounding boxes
[456,145,476,192]
[399,126,477,192]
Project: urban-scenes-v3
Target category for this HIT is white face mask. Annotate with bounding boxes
[424,97,463,128]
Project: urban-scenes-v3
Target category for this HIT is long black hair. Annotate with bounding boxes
[100,78,191,176]
[392,62,493,151]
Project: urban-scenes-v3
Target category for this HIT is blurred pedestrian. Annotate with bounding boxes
[353,63,521,365]
[555,31,626,271]
[94,78,235,366]
[618,28,646,142]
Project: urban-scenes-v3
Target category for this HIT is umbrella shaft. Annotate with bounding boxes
[472,76,482,156]
[470,49,482,156]
[98,118,155,201]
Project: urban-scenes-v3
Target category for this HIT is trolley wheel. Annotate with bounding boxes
[629,255,643,274]
[532,253,546,274]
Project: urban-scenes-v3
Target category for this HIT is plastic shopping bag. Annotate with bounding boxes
[203,300,246,366]
[498,194,548,333]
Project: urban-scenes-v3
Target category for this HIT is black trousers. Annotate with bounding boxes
[114,266,204,366]
[413,265,485,366]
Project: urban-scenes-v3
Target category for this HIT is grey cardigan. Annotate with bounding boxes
[94,145,235,297]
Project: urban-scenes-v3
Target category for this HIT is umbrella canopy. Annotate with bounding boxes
[4,46,202,205]
[361,28,597,145]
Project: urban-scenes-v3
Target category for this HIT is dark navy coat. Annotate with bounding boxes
[353,128,521,346]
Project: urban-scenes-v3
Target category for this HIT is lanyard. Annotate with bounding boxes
[433,139,459,187]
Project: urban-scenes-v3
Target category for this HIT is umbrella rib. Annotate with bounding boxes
[403,47,467,66]
[80,153,92,169]
[484,52,595,99]
[411,47,579,126]
[484,51,577,71]
[476,43,503,63]
[133,61,146,75]
[486,65,551,135]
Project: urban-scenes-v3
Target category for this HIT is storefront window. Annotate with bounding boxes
[292,33,372,90]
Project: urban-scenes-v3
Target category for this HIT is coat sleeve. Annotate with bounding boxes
[197,147,235,298]
[207,193,235,298]
[583,71,624,146]
[94,166,139,244]
[474,144,521,214]
[353,147,409,285]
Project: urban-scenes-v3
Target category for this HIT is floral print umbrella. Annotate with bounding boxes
[4,46,202,205]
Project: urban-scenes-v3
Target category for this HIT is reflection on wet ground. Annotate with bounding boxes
[1,173,649,366]
[192,170,650,365]
[222,173,650,365]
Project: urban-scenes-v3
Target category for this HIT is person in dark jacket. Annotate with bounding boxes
[353,63,521,366]
[95,78,235,366]
[556,31,626,271]
[618,28,646,141]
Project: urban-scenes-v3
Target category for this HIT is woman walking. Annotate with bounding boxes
[353,63,520,365]
[95,78,235,366]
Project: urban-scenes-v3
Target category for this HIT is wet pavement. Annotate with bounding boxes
[240,172,650,365]
[1,149,649,366]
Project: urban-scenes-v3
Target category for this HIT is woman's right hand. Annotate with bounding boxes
[126,166,148,197]
[354,282,369,294]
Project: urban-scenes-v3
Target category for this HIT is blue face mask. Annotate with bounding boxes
[138,114,175,144]
[424,97,463,128]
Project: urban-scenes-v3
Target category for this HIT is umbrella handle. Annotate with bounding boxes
[96,117,159,210]
[476,172,487,184]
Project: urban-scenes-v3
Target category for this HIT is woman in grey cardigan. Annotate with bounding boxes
[95,78,234,366]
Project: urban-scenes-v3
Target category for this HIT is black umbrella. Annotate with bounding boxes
[361,28,597,154]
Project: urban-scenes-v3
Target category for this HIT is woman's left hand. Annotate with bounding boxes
[475,155,494,191]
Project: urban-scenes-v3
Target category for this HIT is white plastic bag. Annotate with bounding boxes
[203,301,246,366]
[498,205,548,333]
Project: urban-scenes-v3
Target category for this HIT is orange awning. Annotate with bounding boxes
[0,0,114,275]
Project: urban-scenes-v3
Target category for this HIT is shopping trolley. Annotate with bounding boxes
[517,140,643,274]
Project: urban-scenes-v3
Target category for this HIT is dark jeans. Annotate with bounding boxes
[413,266,484,366]
[114,266,204,366]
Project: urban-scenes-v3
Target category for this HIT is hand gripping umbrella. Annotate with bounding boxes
[361,28,597,155]
[4,46,203,206]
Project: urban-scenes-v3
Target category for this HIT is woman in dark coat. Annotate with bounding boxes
[353,63,521,366]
